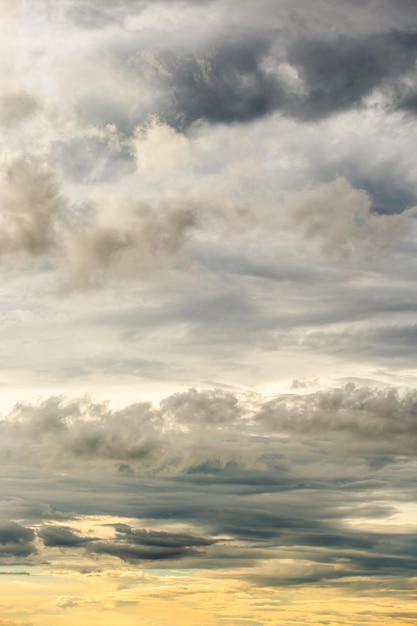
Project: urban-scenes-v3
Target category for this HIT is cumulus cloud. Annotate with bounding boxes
[0,155,65,257]
[131,117,191,175]
[63,195,198,288]
[257,383,417,454]
[0,153,197,287]
[4,395,162,466]
[3,384,417,474]
[289,177,417,259]
[160,388,241,428]
[0,151,256,289]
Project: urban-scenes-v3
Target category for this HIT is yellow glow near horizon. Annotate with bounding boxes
[1,567,417,626]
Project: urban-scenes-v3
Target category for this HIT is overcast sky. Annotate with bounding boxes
[1,1,417,625]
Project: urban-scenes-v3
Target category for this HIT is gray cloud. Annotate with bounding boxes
[0,522,36,559]
[99,27,417,131]
[286,31,417,120]
[257,384,417,455]
[38,525,92,548]
[2,383,417,591]
[148,37,283,129]
[3,384,417,475]
[89,524,215,563]
[160,388,241,427]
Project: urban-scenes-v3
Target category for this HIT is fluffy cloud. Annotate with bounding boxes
[289,177,417,259]
[3,384,417,474]
[63,195,198,288]
[0,156,64,257]
[131,118,191,174]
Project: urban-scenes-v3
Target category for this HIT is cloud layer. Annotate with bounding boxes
[1,1,417,625]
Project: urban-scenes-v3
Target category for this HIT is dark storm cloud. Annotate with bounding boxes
[0,522,36,559]
[112,524,214,548]
[38,525,92,548]
[286,31,417,121]
[150,37,284,129]
[89,524,215,563]
[114,27,417,130]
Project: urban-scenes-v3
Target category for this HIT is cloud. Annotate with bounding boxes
[0,155,65,257]
[2,3,417,622]
[146,36,282,129]
[4,384,417,474]
[38,525,92,548]
[89,524,215,563]
[2,385,417,591]
[4,395,162,465]
[0,152,198,286]
[65,0,145,29]
[0,91,40,127]
[285,31,417,120]
[131,118,191,175]
[64,195,198,288]
[288,177,417,259]
[257,383,417,455]
[0,522,36,559]
[96,25,417,131]
[160,388,241,428]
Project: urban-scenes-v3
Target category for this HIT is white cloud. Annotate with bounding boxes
[132,118,191,175]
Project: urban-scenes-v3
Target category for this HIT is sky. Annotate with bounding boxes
[1,0,417,624]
